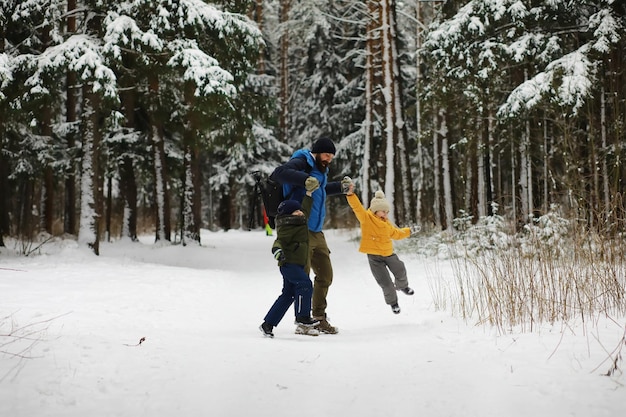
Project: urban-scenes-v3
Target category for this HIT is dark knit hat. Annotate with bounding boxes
[311,137,336,155]
[277,199,302,215]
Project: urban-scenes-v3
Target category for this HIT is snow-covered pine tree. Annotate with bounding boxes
[103,0,263,241]
[421,0,624,229]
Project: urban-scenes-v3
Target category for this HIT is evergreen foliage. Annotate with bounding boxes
[1,0,625,251]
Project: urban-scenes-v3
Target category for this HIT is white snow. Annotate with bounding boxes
[1,229,624,416]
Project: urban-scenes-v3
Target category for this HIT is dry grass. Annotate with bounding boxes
[437,211,626,334]
[0,313,63,382]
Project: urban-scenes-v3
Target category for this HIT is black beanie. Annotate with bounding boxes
[311,137,336,155]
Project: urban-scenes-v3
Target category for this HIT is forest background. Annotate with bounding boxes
[0,0,625,254]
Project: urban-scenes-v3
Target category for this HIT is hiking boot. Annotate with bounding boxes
[315,317,339,334]
[295,324,320,336]
[294,316,320,327]
[259,322,274,338]
[400,287,414,295]
[391,303,401,314]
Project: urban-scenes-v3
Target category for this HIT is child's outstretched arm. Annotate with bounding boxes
[346,192,367,223]
[390,225,411,240]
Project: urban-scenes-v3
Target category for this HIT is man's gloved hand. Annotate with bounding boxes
[273,248,286,263]
[341,176,353,194]
[305,176,320,192]
[409,224,421,236]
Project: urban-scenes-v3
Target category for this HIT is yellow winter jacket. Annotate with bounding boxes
[346,193,410,257]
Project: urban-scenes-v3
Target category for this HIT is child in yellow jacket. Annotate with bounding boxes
[345,184,417,314]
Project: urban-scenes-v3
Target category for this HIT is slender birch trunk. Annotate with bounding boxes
[477,127,486,219]
[440,109,454,231]
[415,0,424,223]
[181,147,195,245]
[390,1,413,224]
[119,78,138,241]
[475,104,486,219]
[64,0,78,236]
[433,112,441,229]
[485,106,495,216]
[590,135,598,228]
[181,82,201,245]
[543,116,549,214]
[40,25,54,234]
[381,0,395,219]
[363,0,379,205]
[78,90,103,255]
[601,84,609,221]
[279,0,291,143]
[511,131,517,226]
[519,120,531,222]
[149,75,170,242]
[152,125,169,242]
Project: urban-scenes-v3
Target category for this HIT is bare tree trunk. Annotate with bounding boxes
[78,90,104,255]
[120,157,138,241]
[519,119,531,222]
[363,0,384,203]
[373,0,406,222]
[589,122,599,229]
[440,109,454,231]
[414,0,424,223]
[65,78,78,235]
[486,106,495,216]
[152,125,170,242]
[105,174,112,241]
[387,0,413,224]
[0,150,8,246]
[149,75,171,242]
[543,115,549,214]
[381,0,396,215]
[119,83,138,241]
[477,123,486,219]
[251,0,265,73]
[182,147,194,244]
[362,0,379,205]
[17,181,36,240]
[600,84,610,221]
[432,111,441,229]
[180,82,201,245]
[364,0,412,224]
[511,132,517,227]
[279,0,291,143]
[0,14,5,245]
[41,25,54,234]
[64,0,78,236]
[42,106,54,234]
[467,122,477,218]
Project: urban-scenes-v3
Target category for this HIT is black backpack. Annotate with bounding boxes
[255,158,311,229]
[258,174,283,229]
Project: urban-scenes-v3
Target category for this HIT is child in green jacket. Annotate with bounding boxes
[260,182,320,337]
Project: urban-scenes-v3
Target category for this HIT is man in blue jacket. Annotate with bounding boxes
[272,137,348,334]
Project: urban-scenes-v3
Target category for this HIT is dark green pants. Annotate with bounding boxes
[306,231,333,319]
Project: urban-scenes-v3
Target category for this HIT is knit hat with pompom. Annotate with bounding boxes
[369,190,390,213]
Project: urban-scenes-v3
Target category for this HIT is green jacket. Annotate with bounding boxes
[272,195,312,266]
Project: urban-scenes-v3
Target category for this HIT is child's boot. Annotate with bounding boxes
[295,324,320,336]
[259,322,274,338]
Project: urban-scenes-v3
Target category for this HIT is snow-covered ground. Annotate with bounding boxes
[1,229,624,417]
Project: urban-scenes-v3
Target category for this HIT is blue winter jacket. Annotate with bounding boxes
[272,149,342,232]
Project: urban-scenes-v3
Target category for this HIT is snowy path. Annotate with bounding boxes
[0,229,623,416]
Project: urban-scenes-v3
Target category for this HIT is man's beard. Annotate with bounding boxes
[315,154,329,171]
